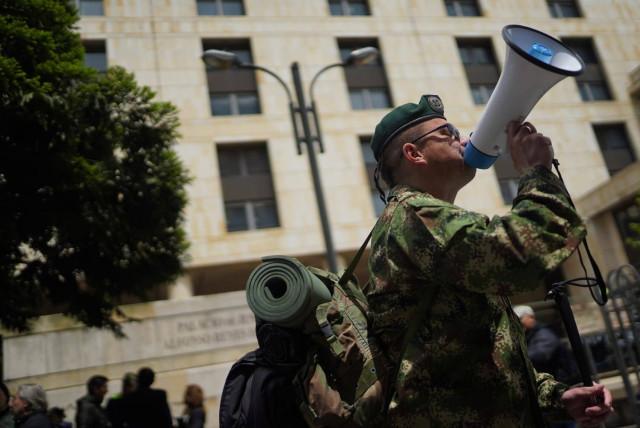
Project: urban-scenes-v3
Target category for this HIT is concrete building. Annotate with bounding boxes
[2,0,640,426]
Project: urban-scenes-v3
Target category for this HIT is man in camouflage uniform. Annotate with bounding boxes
[367,95,613,427]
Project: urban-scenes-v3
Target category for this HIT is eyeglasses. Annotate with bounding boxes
[410,123,460,145]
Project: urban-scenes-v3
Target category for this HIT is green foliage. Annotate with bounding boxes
[0,0,190,334]
[626,195,640,251]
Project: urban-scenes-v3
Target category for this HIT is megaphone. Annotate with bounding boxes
[464,25,584,169]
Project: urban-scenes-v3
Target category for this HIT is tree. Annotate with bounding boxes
[0,0,190,334]
[625,195,640,250]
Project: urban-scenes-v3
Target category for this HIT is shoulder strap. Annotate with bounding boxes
[338,229,373,288]
[332,227,375,319]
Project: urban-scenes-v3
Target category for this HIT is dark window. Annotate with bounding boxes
[217,144,279,232]
[492,146,519,205]
[360,137,385,215]
[563,38,612,101]
[593,124,635,175]
[83,40,107,73]
[457,39,499,105]
[613,199,640,270]
[338,39,392,110]
[203,39,260,116]
[547,0,581,17]
[197,0,245,15]
[328,0,370,16]
[77,0,104,16]
[445,0,481,16]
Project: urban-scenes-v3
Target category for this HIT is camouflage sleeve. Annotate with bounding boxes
[422,166,586,294]
[535,368,569,415]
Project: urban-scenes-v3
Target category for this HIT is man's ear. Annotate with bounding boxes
[402,143,428,166]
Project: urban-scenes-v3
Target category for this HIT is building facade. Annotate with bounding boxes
[3,0,640,426]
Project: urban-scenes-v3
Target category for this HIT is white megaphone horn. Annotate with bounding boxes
[464,25,584,169]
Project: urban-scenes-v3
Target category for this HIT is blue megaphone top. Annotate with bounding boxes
[528,43,553,64]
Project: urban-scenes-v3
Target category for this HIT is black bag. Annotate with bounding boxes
[218,322,308,428]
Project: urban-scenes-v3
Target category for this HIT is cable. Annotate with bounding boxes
[551,159,607,305]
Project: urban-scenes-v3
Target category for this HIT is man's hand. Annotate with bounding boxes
[561,383,613,427]
[506,121,554,175]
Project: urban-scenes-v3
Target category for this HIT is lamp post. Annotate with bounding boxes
[202,47,378,273]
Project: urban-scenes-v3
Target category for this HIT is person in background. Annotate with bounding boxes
[0,382,14,428]
[176,385,205,428]
[75,375,110,428]
[47,408,71,428]
[124,368,172,428]
[515,305,579,428]
[105,373,136,428]
[10,384,51,428]
[514,305,579,385]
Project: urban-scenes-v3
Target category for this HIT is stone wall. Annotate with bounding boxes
[3,292,256,427]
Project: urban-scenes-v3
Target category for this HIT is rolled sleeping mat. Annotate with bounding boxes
[246,255,332,329]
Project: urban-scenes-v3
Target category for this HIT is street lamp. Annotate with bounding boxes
[202,47,379,273]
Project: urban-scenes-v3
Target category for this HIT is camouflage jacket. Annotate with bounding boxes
[367,166,586,427]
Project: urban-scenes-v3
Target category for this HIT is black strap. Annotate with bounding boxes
[241,372,255,423]
[552,159,607,304]
[338,229,373,287]
[335,227,375,318]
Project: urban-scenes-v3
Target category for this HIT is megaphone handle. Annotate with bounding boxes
[550,286,594,387]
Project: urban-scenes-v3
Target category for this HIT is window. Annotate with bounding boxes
[76,0,104,15]
[593,124,635,176]
[492,147,519,205]
[360,137,385,215]
[83,40,107,73]
[445,0,481,16]
[197,0,245,15]
[338,39,392,110]
[217,144,279,232]
[328,0,370,16]
[203,40,260,116]
[457,39,499,105]
[563,38,612,101]
[613,199,640,269]
[547,0,581,17]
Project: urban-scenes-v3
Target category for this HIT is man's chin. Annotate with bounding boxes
[462,163,477,183]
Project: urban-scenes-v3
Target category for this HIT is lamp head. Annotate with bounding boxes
[344,46,379,66]
[201,49,242,69]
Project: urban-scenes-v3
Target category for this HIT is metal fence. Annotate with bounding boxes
[582,264,640,426]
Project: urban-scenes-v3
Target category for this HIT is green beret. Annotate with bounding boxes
[370,94,446,162]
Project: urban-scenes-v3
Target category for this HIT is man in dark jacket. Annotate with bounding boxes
[105,373,136,428]
[0,382,14,428]
[515,305,579,385]
[124,368,172,428]
[10,384,51,428]
[75,375,110,428]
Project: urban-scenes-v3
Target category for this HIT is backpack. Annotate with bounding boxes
[219,231,438,428]
[218,321,308,428]
[292,266,390,427]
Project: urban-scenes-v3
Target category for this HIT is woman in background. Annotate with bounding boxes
[176,385,205,428]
